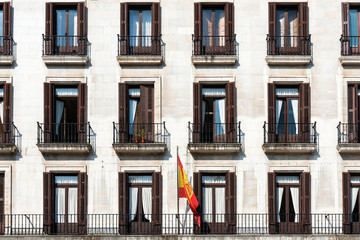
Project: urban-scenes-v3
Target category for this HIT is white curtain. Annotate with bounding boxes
[276,187,284,222]
[142,10,152,46]
[290,99,299,134]
[55,188,65,223]
[288,9,298,46]
[215,99,225,135]
[351,188,359,216]
[276,10,285,47]
[202,10,212,46]
[276,100,283,134]
[215,187,225,223]
[202,100,206,125]
[290,187,299,222]
[68,188,78,223]
[0,100,3,125]
[142,187,152,222]
[202,187,212,223]
[129,99,138,135]
[129,187,138,222]
[55,100,64,135]
[0,11,3,46]
[216,10,225,46]
[129,10,139,46]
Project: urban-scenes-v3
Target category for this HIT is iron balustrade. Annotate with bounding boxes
[340,35,360,55]
[337,122,360,144]
[0,123,19,145]
[266,35,311,55]
[118,35,162,55]
[263,122,317,144]
[192,35,236,55]
[37,122,93,144]
[0,213,351,235]
[42,35,88,55]
[113,122,168,144]
[188,122,241,144]
[0,36,13,56]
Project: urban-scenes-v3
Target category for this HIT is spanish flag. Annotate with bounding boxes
[178,156,200,227]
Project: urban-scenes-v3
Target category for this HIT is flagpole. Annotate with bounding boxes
[176,145,180,234]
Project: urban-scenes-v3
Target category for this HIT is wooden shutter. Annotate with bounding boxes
[140,85,154,142]
[0,173,4,235]
[78,172,87,235]
[120,3,128,55]
[225,3,234,54]
[43,172,53,234]
[348,85,358,143]
[78,83,87,143]
[3,2,10,36]
[119,83,127,143]
[342,3,350,55]
[226,82,236,142]
[300,172,311,234]
[3,83,12,143]
[194,3,202,54]
[193,172,202,233]
[44,83,53,143]
[300,83,310,142]
[268,172,276,234]
[268,83,276,143]
[77,3,86,55]
[119,172,128,234]
[226,172,236,234]
[343,172,351,234]
[299,3,309,36]
[152,172,162,234]
[45,3,54,55]
[268,3,276,55]
[151,3,161,54]
[193,83,202,143]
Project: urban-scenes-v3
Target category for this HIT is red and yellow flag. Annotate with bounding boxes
[178,156,200,227]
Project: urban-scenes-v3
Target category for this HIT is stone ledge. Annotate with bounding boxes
[265,55,312,66]
[263,143,317,153]
[337,143,360,153]
[192,55,237,66]
[37,143,92,155]
[42,55,89,66]
[117,55,163,66]
[0,143,17,154]
[188,143,242,153]
[339,56,360,66]
[0,55,14,65]
[113,143,167,154]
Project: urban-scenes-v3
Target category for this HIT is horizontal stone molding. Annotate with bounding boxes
[263,143,317,153]
[337,143,360,153]
[192,55,237,66]
[37,143,92,155]
[113,143,167,154]
[265,55,312,66]
[188,143,242,153]
[117,55,163,66]
[339,56,360,66]
[42,55,89,66]
[0,56,14,66]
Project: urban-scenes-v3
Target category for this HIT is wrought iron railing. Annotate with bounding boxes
[340,35,360,56]
[0,36,13,56]
[266,35,311,55]
[0,213,351,235]
[337,122,360,144]
[0,123,19,145]
[188,122,241,144]
[192,35,236,55]
[113,122,168,144]
[37,122,93,144]
[263,122,317,144]
[118,35,162,55]
[42,35,88,55]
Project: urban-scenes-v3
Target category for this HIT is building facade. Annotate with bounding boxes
[0,0,357,238]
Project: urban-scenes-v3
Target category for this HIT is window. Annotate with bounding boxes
[120,3,160,55]
[192,82,236,143]
[118,83,154,143]
[347,84,360,143]
[118,172,162,235]
[267,83,310,143]
[43,172,87,235]
[0,83,11,143]
[193,172,235,234]
[45,2,86,55]
[268,172,310,234]
[0,173,4,235]
[268,2,309,55]
[0,2,11,55]
[43,83,86,143]
[193,3,234,55]
[342,3,360,54]
[343,172,360,234]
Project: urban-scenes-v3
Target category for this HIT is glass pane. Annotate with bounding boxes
[215,187,225,222]
[276,99,285,134]
[69,10,78,46]
[202,187,212,222]
[55,88,78,96]
[276,175,299,183]
[288,9,298,46]
[276,88,299,96]
[128,175,152,183]
[55,188,65,223]
[351,176,360,184]
[129,88,140,96]
[202,10,212,46]
[55,176,78,184]
[202,88,225,96]
[0,88,4,97]
[142,10,152,47]
[68,187,78,223]
[276,9,285,47]
[129,10,140,46]
[350,9,358,47]
[215,10,225,46]
[0,11,3,46]
[214,98,225,135]
[288,99,298,134]
[56,10,66,46]
[202,175,226,184]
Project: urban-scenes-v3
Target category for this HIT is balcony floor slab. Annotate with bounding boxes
[188,143,242,153]
[0,143,17,154]
[337,143,360,153]
[113,143,167,154]
[339,56,360,66]
[117,55,163,66]
[263,143,317,153]
[0,55,14,65]
[37,143,92,155]
[42,55,89,66]
[266,55,312,66]
[192,55,237,66]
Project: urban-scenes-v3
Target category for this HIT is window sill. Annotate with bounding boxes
[337,143,360,153]
[42,55,89,66]
[265,55,311,66]
[113,143,167,154]
[0,55,14,66]
[37,143,92,155]
[187,143,242,154]
[192,55,237,66]
[117,55,163,66]
[339,56,360,66]
[262,143,317,154]
[0,143,17,154]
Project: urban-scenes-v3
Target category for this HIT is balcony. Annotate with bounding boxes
[191,35,237,66]
[0,36,14,65]
[262,122,317,154]
[266,35,312,66]
[339,35,360,66]
[187,122,242,154]
[113,122,168,154]
[117,35,163,66]
[0,123,19,154]
[37,123,93,155]
[336,122,360,153]
[42,35,89,66]
[0,213,350,235]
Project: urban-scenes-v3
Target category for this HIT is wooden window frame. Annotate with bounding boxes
[54,5,78,53]
[128,5,152,54]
